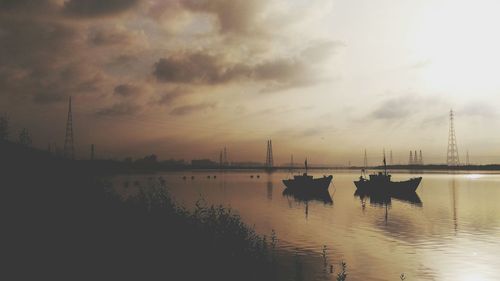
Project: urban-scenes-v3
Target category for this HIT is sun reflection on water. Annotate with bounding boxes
[465,174,482,180]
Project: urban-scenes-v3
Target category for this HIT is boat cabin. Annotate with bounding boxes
[368,172,392,183]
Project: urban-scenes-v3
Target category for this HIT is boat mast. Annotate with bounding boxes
[383,150,387,176]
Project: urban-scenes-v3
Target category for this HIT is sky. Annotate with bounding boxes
[1,0,500,165]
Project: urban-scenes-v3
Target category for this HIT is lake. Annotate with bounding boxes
[112,170,500,281]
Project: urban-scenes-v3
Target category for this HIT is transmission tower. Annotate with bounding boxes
[466,150,470,166]
[414,150,418,165]
[419,150,423,165]
[64,96,75,159]
[223,146,228,166]
[409,151,413,165]
[265,140,274,168]
[363,149,368,168]
[447,109,460,166]
[90,144,95,160]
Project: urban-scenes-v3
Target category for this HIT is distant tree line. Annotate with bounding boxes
[0,113,32,147]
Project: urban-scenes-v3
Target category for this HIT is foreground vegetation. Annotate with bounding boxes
[2,140,273,280]
[2,139,352,280]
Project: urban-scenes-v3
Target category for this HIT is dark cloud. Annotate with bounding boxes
[153,51,322,93]
[0,18,77,65]
[114,84,141,97]
[153,52,250,84]
[96,101,141,116]
[0,17,106,103]
[63,0,139,17]
[0,0,58,14]
[170,103,216,116]
[88,27,134,46]
[154,53,221,84]
[152,37,342,92]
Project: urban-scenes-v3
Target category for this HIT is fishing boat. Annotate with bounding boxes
[354,155,422,194]
[282,159,333,191]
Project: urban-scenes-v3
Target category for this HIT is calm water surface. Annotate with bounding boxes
[113,170,500,281]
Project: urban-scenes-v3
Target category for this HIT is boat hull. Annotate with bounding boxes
[283,175,332,191]
[354,177,422,194]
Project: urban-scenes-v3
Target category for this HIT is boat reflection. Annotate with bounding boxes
[282,187,333,205]
[354,189,422,207]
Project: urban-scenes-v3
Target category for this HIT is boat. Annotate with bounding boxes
[282,159,333,191]
[354,155,422,194]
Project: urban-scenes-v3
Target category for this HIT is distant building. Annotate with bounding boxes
[231,161,264,167]
[191,159,218,168]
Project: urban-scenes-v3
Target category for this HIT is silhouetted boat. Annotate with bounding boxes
[354,155,422,194]
[282,159,333,191]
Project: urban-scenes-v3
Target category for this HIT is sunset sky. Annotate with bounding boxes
[1,0,500,164]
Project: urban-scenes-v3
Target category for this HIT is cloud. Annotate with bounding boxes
[88,26,135,46]
[96,101,141,116]
[182,0,265,34]
[63,0,139,17]
[0,0,59,15]
[0,14,107,104]
[157,88,188,105]
[370,97,413,120]
[369,95,442,120]
[1,0,340,109]
[275,125,335,139]
[153,48,333,92]
[460,102,497,118]
[301,40,346,63]
[153,52,247,84]
[170,102,216,116]
[114,84,141,97]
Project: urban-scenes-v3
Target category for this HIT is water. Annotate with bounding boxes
[113,170,500,281]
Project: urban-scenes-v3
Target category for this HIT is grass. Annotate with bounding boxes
[99,179,280,281]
